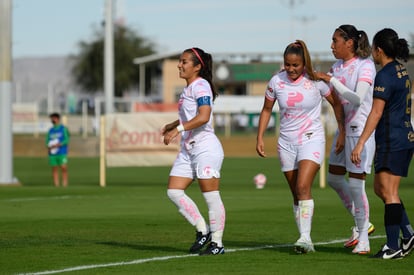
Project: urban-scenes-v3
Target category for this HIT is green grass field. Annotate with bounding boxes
[1,157,414,274]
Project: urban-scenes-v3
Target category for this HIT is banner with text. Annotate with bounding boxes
[105,113,180,167]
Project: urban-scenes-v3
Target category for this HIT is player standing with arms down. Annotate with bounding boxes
[162,47,226,255]
[351,28,414,259]
[46,113,70,187]
[316,24,376,254]
[256,40,345,253]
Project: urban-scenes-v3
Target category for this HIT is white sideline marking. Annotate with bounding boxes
[4,196,85,202]
[18,235,385,275]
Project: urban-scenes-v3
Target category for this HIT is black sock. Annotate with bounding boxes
[385,203,403,250]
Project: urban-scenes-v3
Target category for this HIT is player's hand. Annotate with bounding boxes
[161,124,174,135]
[163,128,178,145]
[315,71,331,82]
[256,140,266,158]
[335,131,345,154]
[350,144,363,164]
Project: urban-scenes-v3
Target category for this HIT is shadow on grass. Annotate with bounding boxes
[97,241,187,253]
[314,245,358,255]
[223,240,352,256]
[97,238,354,257]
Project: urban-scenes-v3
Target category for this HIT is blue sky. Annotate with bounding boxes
[12,0,414,58]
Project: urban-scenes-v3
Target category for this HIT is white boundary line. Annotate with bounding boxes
[18,235,386,275]
[4,196,86,202]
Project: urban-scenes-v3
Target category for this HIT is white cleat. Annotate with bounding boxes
[294,237,315,254]
[352,241,370,255]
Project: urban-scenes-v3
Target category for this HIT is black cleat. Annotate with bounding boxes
[371,244,403,260]
[401,235,414,256]
[189,231,211,254]
[199,242,225,255]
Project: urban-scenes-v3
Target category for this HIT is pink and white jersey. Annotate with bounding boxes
[265,71,331,145]
[178,78,215,148]
[329,57,376,136]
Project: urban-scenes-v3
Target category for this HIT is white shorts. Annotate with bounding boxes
[170,138,224,180]
[329,134,375,174]
[278,139,326,172]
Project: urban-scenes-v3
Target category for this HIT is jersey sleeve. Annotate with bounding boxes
[358,60,376,85]
[316,80,331,97]
[265,75,278,101]
[193,80,212,106]
[61,126,70,146]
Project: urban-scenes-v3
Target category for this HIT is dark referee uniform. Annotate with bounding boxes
[373,60,414,176]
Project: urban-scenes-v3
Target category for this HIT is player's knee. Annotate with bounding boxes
[167,189,184,201]
[373,183,387,201]
[327,173,344,189]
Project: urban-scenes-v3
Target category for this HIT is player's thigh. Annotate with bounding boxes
[169,150,194,189]
[374,170,401,203]
[278,141,297,172]
[297,140,325,166]
[191,146,223,178]
[57,155,68,167]
[49,156,59,166]
[375,149,413,177]
[296,141,324,190]
[345,136,374,174]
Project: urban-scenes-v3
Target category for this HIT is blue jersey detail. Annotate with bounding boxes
[197,96,211,107]
[48,125,69,155]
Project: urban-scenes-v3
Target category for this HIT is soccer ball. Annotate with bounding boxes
[253,173,267,189]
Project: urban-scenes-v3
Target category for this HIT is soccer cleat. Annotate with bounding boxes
[401,235,414,256]
[294,237,315,254]
[344,226,359,248]
[352,241,370,254]
[371,244,403,260]
[189,231,211,254]
[368,223,375,235]
[199,242,225,255]
[344,222,375,248]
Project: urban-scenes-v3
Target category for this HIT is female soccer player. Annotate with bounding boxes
[351,28,414,259]
[256,40,345,253]
[316,24,376,254]
[162,47,225,255]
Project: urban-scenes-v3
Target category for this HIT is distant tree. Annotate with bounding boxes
[71,24,156,97]
[410,33,414,51]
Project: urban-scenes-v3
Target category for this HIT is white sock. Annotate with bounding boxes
[293,204,300,232]
[298,199,314,242]
[327,173,355,216]
[167,189,208,234]
[203,191,226,247]
[348,177,370,243]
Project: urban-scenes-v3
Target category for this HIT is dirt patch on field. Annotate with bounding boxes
[219,134,333,158]
[219,135,277,157]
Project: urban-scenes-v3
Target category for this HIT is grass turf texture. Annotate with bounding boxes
[1,157,413,274]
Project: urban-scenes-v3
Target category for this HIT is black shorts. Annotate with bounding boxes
[374,149,414,177]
